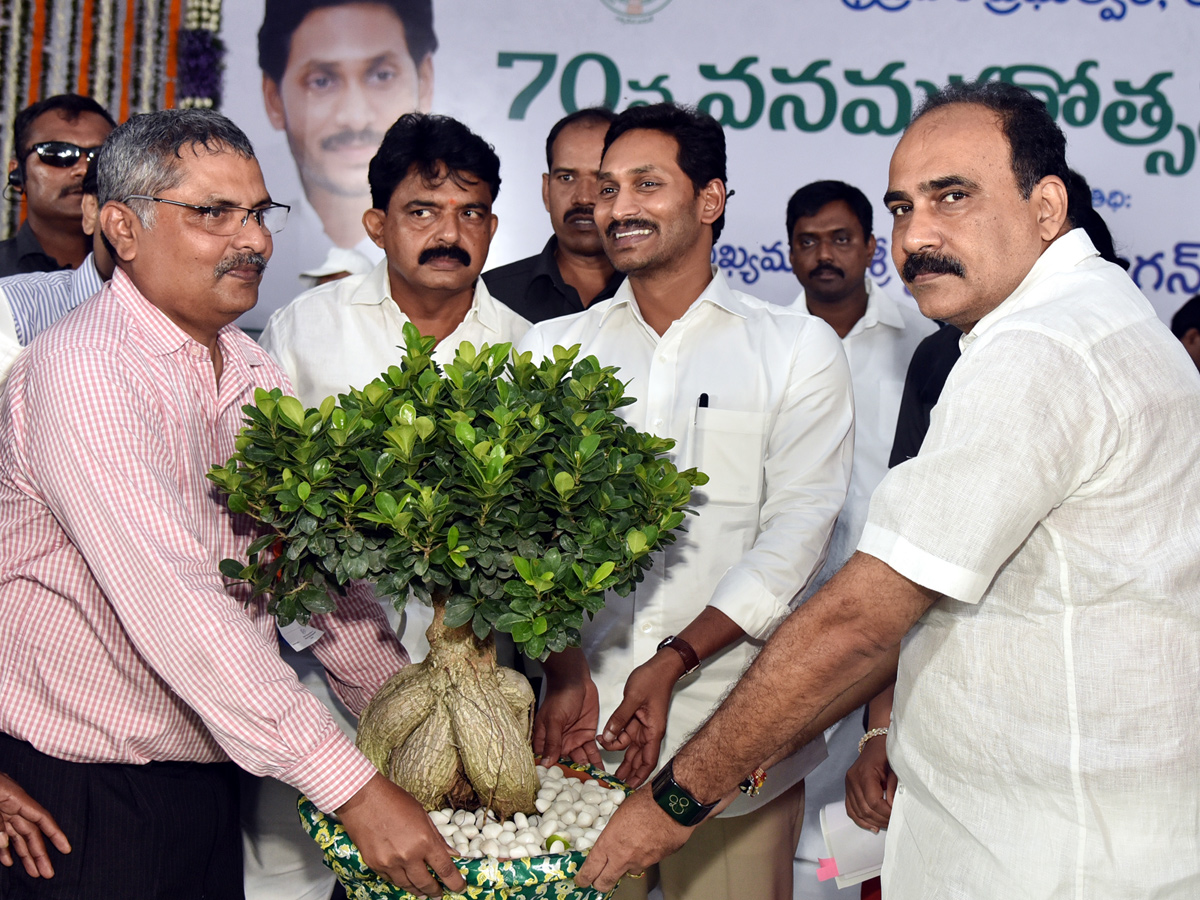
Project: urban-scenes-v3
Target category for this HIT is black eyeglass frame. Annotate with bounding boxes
[121,195,291,235]
[24,141,103,168]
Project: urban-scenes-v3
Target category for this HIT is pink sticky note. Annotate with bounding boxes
[816,857,840,882]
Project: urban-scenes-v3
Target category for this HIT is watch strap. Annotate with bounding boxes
[651,758,716,827]
[657,634,700,675]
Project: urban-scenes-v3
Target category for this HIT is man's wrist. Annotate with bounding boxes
[650,757,717,826]
[656,634,700,677]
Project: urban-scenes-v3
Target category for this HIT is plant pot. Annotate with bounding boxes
[299,760,631,900]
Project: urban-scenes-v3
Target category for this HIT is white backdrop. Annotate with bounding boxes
[221,0,1200,330]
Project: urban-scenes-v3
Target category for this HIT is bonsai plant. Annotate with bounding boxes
[209,324,706,818]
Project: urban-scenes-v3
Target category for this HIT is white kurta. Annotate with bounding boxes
[793,279,936,898]
[860,229,1200,899]
[520,268,853,816]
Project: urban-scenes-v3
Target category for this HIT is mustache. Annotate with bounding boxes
[563,205,595,223]
[214,252,268,278]
[320,128,384,152]
[605,217,657,238]
[418,245,471,266]
[808,262,844,279]
[902,251,966,283]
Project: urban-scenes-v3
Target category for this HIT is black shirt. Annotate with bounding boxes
[483,236,624,324]
[887,323,963,468]
[0,221,66,278]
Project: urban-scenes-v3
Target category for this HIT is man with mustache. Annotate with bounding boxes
[245,0,436,331]
[574,81,1200,900]
[484,108,623,323]
[1,94,115,277]
[0,109,466,900]
[519,103,853,900]
[255,111,527,900]
[783,180,935,897]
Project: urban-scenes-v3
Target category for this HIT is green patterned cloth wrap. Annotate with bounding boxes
[298,761,631,900]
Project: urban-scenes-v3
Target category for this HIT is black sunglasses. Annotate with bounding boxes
[24,141,102,168]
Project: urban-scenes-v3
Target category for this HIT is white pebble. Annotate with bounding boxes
[513,812,528,830]
[536,765,548,777]
[485,808,499,820]
[469,836,482,850]
[610,790,626,805]
[538,818,559,839]
[496,830,515,846]
[551,799,572,816]
[567,826,584,839]
[481,822,503,840]
[598,800,615,816]
[429,810,451,825]
[511,844,531,858]
[545,767,564,780]
[517,831,540,845]
[548,839,567,854]
[581,790,604,806]
[475,809,486,827]
[560,810,577,826]
[501,820,517,833]
[576,836,595,851]
[459,824,479,839]
[594,816,609,831]
[481,839,501,857]
[535,797,552,813]
[436,823,457,838]
[452,809,472,826]
[583,828,601,842]
[575,811,594,828]
[454,842,470,856]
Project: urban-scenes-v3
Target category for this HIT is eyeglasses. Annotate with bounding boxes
[122,195,290,236]
[25,141,102,168]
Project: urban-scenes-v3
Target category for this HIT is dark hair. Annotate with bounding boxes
[258,0,437,84]
[1171,295,1200,339]
[1064,169,1128,269]
[368,113,500,209]
[602,102,728,241]
[13,94,115,173]
[98,109,256,226]
[910,81,1070,200]
[785,180,872,243]
[545,107,616,172]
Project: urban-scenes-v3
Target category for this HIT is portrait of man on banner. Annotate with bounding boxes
[246,0,437,328]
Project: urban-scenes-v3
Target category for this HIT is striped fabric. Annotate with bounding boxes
[0,266,406,812]
[0,250,104,345]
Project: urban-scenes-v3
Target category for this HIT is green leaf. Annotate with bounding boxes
[553,471,575,496]
[626,530,648,555]
[247,533,276,556]
[219,558,247,580]
[511,621,534,643]
[495,612,528,632]
[277,396,306,430]
[299,588,336,614]
[444,595,477,628]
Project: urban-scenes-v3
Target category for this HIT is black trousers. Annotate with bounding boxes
[0,732,244,899]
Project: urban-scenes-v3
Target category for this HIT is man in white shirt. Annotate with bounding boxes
[254,112,528,900]
[577,81,1200,900]
[521,103,853,900]
[784,179,936,897]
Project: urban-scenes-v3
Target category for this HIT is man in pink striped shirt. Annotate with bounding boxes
[0,109,464,900]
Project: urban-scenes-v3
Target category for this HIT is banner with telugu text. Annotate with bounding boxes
[218,0,1200,329]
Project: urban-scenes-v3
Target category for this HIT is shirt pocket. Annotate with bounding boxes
[693,408,770,506]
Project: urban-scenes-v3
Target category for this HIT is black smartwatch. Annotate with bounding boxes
[651,758,716,827]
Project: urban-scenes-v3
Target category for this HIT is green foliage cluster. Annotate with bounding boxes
[208,324,706,659]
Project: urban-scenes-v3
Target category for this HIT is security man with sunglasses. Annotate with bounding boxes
[1,94,115,277]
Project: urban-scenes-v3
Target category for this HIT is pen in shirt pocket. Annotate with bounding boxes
[687,392,708,469]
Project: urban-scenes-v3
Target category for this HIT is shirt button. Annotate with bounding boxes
[641,623,653,634]
[653,418,664,428]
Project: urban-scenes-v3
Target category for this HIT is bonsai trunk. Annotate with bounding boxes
[356,595,539,818]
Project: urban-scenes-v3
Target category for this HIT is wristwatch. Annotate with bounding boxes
[651,758,716,827]
[656,634,700,675]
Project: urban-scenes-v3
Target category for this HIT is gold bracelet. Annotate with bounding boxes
[858,727,889,754]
